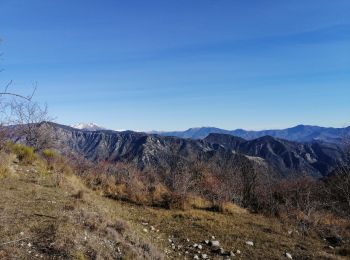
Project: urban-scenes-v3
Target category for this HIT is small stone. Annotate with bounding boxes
[27,243,32,247]
[150,226,156,231]
[194,255,200,260]
[211,235,215,239]
[287,230,293,235]
[168,239,173,243]
[210,240,220,247]
[143,228,148,233]
[246,241,254,246]
[201,254,208,259]
[219,247,226,255]
[204,240,209,244]
[193,243,198,248]
[172,245,176,250]
[198,244,203,250]
[328,245,334,250]
[142,222,148,226]
[230,251,236,257]
[20,232,24,236]
[285,252,292,259]
[236,249,241,254]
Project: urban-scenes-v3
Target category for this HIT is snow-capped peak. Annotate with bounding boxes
[72,123,106,131]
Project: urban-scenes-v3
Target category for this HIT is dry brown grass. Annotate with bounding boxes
[0,151,349,259]
[0,160,164,259]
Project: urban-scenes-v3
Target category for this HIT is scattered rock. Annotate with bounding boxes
[204,240,209,245]
[230,251,236,257]
[211,236,216,239]
[142,228,148,233]
[219,247,226,255]
[150,226,156,231]
[209,240,220,247]
[287,230,293,235]
[236,249,241,254]
[285,252,292,259]
[27,243,32,248]
[201,253,208,259]
[168,239,173,243]
[194,255,200,260]
[245,241,254,246]
[328,245,334,250]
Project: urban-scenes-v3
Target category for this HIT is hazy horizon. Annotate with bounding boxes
[1,0,349,131]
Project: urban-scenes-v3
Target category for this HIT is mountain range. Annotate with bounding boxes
[152,125,350,144]
[37,122,347,178]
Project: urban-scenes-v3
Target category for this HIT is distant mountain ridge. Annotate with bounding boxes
[204,133,345,177]
[153,125,350,143]
[27,122,346,178]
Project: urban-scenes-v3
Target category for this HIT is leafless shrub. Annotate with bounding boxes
[10,100,53,151]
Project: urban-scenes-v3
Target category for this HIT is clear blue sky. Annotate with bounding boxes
[1,0,349,131]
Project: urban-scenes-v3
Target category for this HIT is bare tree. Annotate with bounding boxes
[10,99,53,151]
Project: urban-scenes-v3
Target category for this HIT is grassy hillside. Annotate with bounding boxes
[0,150,348,259]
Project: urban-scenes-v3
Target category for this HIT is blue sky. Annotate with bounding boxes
[0,0,349,131]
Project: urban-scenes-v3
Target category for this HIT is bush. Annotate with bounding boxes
[11,143,37,165]
[42,149,58,167]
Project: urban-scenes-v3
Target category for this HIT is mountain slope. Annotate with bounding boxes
[1,157,344,259]
[204,133,345,177]
[48,123,240,171]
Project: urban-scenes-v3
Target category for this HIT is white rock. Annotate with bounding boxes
[27,243,32,247]
[219,247,226,255]
[201,254,208,259]
[198,244,203,250]
[246,241,254,246]
[230,251,236,257]
[143,228,148,233]
[285,252,292,259]
[194,255,200,260]
[210,240,220,247]
[211,235,216,239]
[150,226,156,231]
[236,249,241,254]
